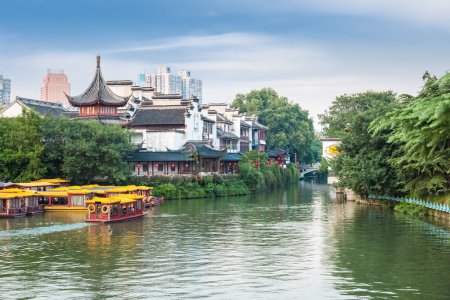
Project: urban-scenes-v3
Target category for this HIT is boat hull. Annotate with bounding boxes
[44,206,88,211]
[86,211,147,223]
[0,213,25,219]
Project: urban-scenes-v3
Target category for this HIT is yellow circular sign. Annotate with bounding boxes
[327,145,340,156]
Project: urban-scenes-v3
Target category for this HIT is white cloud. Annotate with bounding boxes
[2,31,446,129]
[235,0,450,30]
[300,0,450,29]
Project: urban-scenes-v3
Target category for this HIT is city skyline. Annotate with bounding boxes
[1,0,449,125]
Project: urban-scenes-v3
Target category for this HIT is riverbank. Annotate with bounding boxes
[128,163,299,200]
[344,189,450,220]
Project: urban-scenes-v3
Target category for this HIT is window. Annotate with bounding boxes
[70,195,85,206]
[143,163,148,172]
[110,204,119,216]
[157,164,164,172]
[39,197,49,205]
[52,197,68,205]
[170,164,176,172]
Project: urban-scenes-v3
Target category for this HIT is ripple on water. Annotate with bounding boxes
[1,184,450,299]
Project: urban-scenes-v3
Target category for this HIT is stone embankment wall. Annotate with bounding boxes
[338,188,450,221]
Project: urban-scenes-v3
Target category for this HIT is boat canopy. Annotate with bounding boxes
[33,178,70,184]
[86,194,144,205]
[0,188,26,193]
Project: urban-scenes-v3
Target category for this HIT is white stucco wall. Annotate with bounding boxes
[108,84,132,98]
[145,131,185,151]
[130,130,146,148]
[185,101,203,142]
[151,99,183,106]
[0,102,26,117]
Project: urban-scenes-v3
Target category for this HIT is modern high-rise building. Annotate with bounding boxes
[140,66,202,102]
[178,70,202,102]
[0,75,11,105]
[40,69,71,106]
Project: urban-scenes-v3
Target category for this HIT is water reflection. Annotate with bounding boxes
[0,183,449,299]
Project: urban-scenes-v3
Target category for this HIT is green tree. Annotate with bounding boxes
[371,73,450,197]
[319,91,401,195]
[0,109,46,181]
[231,88,319,163]
[60,120,132,184]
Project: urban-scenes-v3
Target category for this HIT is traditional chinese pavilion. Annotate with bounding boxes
[66,56,128,122]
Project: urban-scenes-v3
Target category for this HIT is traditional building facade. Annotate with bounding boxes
[58,56,272,177]
[0,97,67,118]
[66,56,128,123]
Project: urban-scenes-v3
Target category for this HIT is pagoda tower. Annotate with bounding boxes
[66,56,128,120]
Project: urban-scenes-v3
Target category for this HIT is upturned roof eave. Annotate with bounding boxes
[67,96,127,107]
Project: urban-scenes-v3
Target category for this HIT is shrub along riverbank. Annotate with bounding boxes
[128,152,299,200]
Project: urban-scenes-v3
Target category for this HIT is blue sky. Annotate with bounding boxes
[1,0,450,124]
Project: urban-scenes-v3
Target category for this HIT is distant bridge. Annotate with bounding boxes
[299,163,320,179]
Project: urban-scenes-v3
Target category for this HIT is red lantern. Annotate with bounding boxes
[267,161,271,166]
[228,162,232,166]
[184,163,189,168]
[155,163,159,167]
[276,161,279,166]
[136,164,141,169]
[255,161,259,167]
[171,163,175,168]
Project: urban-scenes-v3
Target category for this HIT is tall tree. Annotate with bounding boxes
[231,88,319,163]
[58,120,132,184]
[0,112,132,184]
[319,91,401,195]
[371,73,450,197]
[0,110,46,181]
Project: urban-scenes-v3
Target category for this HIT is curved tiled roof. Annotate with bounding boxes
[66,56,128,107]
[217,128,239,140]
[16,97,67,117]
[128,151,191,162]
[128,107,186,126]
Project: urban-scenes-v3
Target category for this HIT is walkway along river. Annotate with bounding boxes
[1,180,450,299]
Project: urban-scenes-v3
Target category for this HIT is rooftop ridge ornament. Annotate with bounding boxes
[66,56,128,108]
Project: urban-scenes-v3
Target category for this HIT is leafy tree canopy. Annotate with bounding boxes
[0,111,132,184]
[320,91,401,195]
[371,73,450,197]
[0,109,46,181]
[231,88,319,163]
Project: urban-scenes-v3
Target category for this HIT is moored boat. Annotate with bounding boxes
[0,193,26,218]
[37,189,94,211]
[85,194,146,223]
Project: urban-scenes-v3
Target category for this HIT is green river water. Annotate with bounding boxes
[1,181,450,299]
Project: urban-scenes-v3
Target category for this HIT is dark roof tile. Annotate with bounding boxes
[17,97,67,117]
[128,151,191,162]
[217,128,239,140]
[67,56,128,107]
[128,107,186,126]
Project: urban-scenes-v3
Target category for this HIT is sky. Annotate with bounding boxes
[1,0,450,126]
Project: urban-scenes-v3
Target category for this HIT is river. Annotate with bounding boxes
[1,181,450,299]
